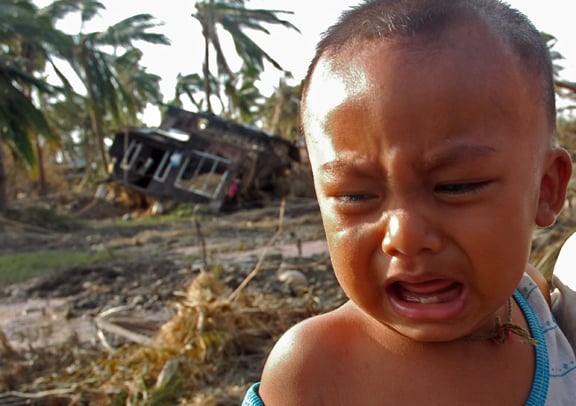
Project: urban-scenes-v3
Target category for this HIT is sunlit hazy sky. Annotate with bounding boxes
[48,0,576,124]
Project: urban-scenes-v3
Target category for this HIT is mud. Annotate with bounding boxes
[0,196,344,403]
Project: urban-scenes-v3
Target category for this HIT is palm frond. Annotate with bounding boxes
[94,14,170,47]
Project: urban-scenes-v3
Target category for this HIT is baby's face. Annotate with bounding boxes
[302,21,551,342]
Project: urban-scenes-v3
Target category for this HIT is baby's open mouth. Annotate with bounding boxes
[393,280,463,305]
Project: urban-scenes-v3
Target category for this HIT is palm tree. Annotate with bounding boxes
[0,0,65,211]
[543,33,576,108]
[42,0,170,174]
[260,77,301,141]
[0,67,56,212]
[192,0,299,113]
[224,67,264,123]
[173,72,221,112]
[42,93,93,183]
[544,33,576,149]
[112,48,163,127]
[73,15,169,172]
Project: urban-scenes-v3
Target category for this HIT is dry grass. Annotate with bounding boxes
[0,268,327,405]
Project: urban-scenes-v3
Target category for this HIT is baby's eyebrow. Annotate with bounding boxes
[318,161,353,182]
[319,160,348,173]
[319,157,375,175]
[422,144,497,171]
[318,158,381,182]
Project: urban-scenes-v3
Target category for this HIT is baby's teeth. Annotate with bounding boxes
[419,296,439,304]
[404,295,440,304]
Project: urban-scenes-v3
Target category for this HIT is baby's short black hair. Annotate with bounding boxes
[302,0,555,130]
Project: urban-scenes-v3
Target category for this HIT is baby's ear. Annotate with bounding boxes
[535,147,572,227]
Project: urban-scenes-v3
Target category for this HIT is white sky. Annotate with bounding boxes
[47,0,576,125]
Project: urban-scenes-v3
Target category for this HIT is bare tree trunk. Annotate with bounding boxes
[269,80,286,135]
[88,106,109,174]
[95,114,109,174]
[202,24,213,113]
[81,51,109,175]
[76,128,95,193]
[0,136,9,215]
[34,134,47,195]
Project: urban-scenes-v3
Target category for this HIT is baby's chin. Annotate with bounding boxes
[375,316,486,344]
[390,325,468,343]
[384,313,508,344]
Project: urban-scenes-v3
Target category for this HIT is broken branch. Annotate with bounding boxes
[227,199,286,303]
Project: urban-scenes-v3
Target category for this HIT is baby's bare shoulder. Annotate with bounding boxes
[261,305,358,375]
[259,303,368,404]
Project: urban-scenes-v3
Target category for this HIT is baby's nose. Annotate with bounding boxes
[381,210,442,258]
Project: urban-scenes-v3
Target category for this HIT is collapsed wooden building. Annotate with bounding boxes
[107,107,300,210]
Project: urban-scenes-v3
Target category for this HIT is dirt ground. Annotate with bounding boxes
[0,194,344,405]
